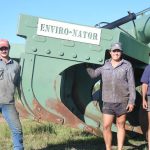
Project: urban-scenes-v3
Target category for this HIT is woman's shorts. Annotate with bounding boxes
[102,102,128,117]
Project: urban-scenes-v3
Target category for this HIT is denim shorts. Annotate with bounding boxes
[102,102,128,117]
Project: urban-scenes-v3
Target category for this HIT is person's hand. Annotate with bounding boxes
[142,99,148,109]
[126,104,134,112]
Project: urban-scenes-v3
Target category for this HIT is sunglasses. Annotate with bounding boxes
[112,49,122,52]
[0,47,9,51]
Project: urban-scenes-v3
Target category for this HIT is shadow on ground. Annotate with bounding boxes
[112,131,147,150]
[36,131,147,150]
[37,138,105,150]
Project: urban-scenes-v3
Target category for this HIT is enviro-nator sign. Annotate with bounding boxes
[37,18,101,45]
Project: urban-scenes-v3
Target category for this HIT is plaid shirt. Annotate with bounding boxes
[87,59,136,104]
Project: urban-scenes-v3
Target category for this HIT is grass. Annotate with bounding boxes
[0,118,148,150]
[0,119,104,150]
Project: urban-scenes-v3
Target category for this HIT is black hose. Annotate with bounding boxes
[102,13,136,29]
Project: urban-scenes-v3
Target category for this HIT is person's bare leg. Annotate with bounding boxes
[147,112,150,150]
[103,114,114,150]
[116,114,126,150]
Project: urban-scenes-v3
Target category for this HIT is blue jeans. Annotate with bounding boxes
[0,104,24,150]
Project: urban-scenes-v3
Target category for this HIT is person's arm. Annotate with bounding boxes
[141,83,148,109]
[126,65,136,112]
[140,65,150,109]
[127,66,136,105]
[86,67,102,78]
[14,65,21,99]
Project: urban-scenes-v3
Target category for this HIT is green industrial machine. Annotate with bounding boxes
[10,8,150,136]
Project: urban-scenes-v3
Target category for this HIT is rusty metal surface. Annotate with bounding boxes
[15,97,147,137]
[22,98,103,136]
[125,124,143,134]
[32,99,64,124]
[15,101,31,119]
[46,99,102,136]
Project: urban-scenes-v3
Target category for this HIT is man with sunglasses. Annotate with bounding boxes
[0,39,24,150]
[86,42,135,150]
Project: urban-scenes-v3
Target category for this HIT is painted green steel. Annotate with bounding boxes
[17,14,106,65]
[12,14,150,64]
[118,14,150,64]
[9,43,25,59]
[11,12,150,135]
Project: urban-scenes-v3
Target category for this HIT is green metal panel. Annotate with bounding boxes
[117,14,150,64]
[121,14,150,44]
[9,43,25,59]
[13,12,150,136]
[17,14,107,65]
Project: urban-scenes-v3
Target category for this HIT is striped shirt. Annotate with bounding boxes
[87,59,136,104]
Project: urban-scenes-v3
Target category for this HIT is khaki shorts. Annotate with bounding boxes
[102,102,128,117]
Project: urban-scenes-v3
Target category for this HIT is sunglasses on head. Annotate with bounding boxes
[0,47,9,51]
[112,49,122,52]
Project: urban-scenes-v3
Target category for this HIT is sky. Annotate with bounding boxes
[0,0,150,44]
